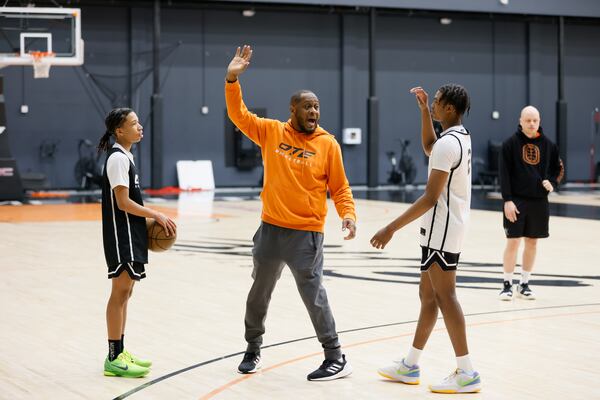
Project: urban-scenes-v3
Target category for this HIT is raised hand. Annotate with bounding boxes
[226,45,253,82]
[409,87,430,111]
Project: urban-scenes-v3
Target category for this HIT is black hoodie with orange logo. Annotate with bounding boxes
[499,126,564,201]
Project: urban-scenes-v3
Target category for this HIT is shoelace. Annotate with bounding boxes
[394,359,413,369]
[122,351,132,363]
[319,359,338,370]
[442,369,459,383]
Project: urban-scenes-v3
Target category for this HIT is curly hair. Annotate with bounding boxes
[438,84,470,116]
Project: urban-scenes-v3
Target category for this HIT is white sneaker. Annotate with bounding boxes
[429,369,481,394]
[377,358,420,384]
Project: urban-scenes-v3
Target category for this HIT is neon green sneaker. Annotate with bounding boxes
[122,349,153,368]
[104,353,150,378]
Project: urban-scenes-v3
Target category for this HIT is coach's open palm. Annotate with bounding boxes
[226,45,253,82]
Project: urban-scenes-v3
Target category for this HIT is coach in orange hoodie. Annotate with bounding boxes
[225,45,356,381]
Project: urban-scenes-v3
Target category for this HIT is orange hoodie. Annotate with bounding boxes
[225,80,356,233]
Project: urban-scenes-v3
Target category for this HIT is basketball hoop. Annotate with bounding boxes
[30,51,55,79]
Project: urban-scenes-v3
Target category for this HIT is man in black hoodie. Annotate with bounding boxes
[498,106,563,301]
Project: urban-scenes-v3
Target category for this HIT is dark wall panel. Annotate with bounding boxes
[565,22,600,182]
[340,14,369,184]
[2,5,598,188]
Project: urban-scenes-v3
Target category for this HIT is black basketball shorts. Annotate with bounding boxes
[420,246,460,271]
[107,262,147,281]
[503,197,549,239]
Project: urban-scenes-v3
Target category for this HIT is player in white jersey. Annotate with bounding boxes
[371,84,481,394]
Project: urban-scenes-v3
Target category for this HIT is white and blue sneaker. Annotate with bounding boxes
[429,369,481,393]
[377,358,420,384]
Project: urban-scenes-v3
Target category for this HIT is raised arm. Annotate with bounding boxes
[224,45,267,146]
[409,87,437,156]
[226,45,252,83]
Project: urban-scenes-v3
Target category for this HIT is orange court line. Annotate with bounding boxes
[0,203,182,223]
[199,309,600,400]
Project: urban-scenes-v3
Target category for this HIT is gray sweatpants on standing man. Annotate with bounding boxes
[244,222,342,360]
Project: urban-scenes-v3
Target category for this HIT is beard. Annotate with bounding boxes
[297,118,318,134]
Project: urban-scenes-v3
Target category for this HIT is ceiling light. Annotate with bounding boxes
[440,17,452,25]
[242,9,256,17]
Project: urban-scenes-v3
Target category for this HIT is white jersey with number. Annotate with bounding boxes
[419,125,472,254]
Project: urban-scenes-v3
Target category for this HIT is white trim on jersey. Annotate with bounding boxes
[125,212,135,261]
[419,125,471,254]
[112,143,135,164]
[110,190,121,264]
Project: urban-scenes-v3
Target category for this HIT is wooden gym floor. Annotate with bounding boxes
[1,190,599,399]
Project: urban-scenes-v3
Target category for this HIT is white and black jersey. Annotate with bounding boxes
[420,125,471,270]
[101,144,148,275]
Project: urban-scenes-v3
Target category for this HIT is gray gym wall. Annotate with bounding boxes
[2,3,599,188]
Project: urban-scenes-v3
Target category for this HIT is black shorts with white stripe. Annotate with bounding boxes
[108,262,146,281]
[420,246,460,271]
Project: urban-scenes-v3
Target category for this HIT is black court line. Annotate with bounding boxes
[113,302,600,399]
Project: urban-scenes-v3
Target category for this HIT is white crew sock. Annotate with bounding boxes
[456,354,474,374]
[503,272,513,284]
[405,346,422,366]
[520,271,531,284]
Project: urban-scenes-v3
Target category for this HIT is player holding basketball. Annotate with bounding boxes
[225,45,356,381]
[98,108,176,377]
[371,84,481,393]
[498,106,563,300]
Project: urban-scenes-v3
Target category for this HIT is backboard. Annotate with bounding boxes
[0,7,84,77]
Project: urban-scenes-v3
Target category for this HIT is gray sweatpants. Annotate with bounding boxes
[244,222,342,360]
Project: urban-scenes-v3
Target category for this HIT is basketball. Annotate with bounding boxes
[146,218,176,252]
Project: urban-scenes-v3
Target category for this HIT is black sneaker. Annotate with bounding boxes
[237,352,261,374]
[307,354,353,381]
[517,283,536,300]
[499,281,513,301]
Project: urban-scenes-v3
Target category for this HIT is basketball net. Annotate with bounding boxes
[30,51,55,79]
